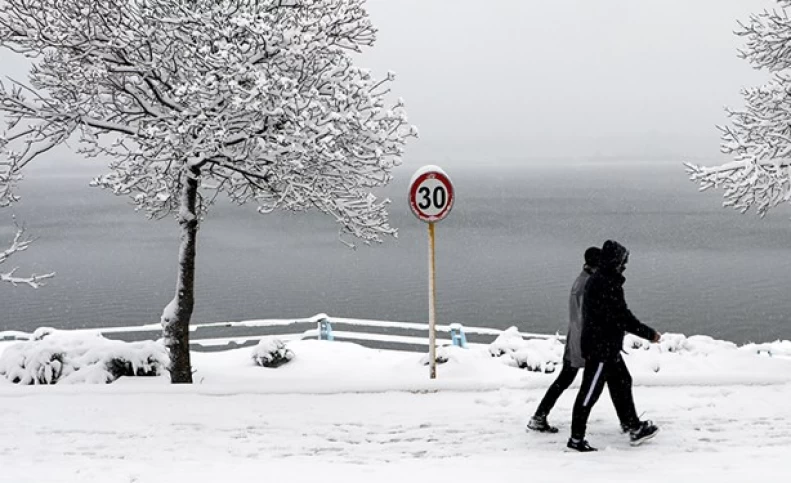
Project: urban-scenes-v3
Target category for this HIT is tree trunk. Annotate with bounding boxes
[161,165,201,384]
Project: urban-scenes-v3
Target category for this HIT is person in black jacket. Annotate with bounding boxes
[528,247,636,434]
[566,240,661,452]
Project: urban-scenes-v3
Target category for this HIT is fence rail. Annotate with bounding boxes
[0,314,564,352]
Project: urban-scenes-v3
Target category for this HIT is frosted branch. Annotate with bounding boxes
[0,227,55,288]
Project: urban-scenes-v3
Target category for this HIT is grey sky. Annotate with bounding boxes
[1,0,778,174]
[359,0,776,165]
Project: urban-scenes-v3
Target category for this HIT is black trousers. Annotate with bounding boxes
[570,356,640,440]
[535,363,579,417]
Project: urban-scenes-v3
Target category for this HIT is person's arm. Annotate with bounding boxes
[610,284,658,342]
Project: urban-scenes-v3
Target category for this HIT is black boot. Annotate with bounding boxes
[567,438,597,452]
[629,420,659,446]
[527,414,558,433]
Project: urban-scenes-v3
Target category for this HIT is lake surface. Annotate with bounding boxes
[2,161,790,344]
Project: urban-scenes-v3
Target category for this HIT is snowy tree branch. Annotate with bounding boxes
[0,227,54,288]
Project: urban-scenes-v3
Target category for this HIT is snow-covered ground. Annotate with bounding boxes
[1,334,790,482]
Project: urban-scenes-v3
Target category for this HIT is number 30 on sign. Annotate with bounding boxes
[409,165,455,223]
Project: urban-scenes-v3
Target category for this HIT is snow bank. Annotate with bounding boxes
[1,326,790,391]
[624,333,737,354]
[487,328,791,381]
[0,329,168,384]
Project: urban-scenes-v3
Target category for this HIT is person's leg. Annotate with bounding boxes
[606,356,640,431]
[606,356,659,444]
[534,363,579,417]
[570,360,609,441]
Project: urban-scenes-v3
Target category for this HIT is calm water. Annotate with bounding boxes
[2,161,790,344]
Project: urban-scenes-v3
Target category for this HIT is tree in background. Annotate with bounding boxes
[686,1,791,216]
[0,0,415,383]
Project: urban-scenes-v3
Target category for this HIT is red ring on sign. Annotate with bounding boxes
[409,171,455,223]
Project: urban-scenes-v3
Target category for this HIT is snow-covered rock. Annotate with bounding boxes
[0,329,168,384]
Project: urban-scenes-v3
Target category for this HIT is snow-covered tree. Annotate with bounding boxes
[686,1,791,216]
[0,0,415,383]
[0,225,54,288]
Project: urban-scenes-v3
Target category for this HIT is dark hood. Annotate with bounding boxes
[600,240,629,270]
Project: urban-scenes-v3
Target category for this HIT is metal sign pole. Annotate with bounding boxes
[428,221,437,379]
[409,165,454,381]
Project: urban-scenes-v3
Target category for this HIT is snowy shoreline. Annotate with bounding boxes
[1,331,790,482]
[2,328,790,391]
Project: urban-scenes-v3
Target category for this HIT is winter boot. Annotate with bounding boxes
[629,420,659,446]
[527,414,558,433]
[566,438,597,452]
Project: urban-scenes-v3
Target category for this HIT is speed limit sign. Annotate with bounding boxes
[408,165,455,381]
[409,166,455,223]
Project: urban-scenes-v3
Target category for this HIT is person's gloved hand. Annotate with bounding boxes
[652,332,662,343]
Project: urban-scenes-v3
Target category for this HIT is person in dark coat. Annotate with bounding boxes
[528,247,633,434]
[527,247,600,433]
[567,240,661,452]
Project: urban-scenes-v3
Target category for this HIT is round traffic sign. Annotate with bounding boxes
[409,165,455,223]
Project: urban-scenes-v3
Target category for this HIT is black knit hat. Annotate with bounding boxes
[584,246,601,268]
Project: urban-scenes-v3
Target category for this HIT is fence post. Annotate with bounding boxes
[318,317,334,341]
[450,323,467,348]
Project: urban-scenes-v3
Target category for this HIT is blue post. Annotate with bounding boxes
[450,323,467,348]
[318,318,334,341]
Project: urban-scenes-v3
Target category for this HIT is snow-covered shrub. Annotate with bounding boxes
[0,329,168,384]
[488,326,526,357]
[740,340,791,358]
[420,345,451,366]
[105,355,165,379]
[252,337,295,368]
[624,333,737,355]
[511,338,564,373]
[0,346,65,384]
[488,327,564,372]
[32,327,55,341]
[622,333,747,374]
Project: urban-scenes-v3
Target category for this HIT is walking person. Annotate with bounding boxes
[527,247,601,433]
[528,246,634,434]
[567,240,661,452]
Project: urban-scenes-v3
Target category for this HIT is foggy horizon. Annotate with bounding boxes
[1,0,778,175]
